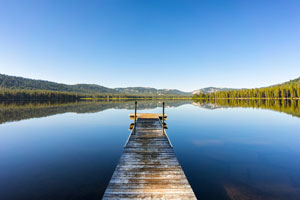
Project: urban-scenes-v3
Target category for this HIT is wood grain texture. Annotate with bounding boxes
[102,117,196,200]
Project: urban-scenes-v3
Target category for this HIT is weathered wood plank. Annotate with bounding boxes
[102,117,196,200]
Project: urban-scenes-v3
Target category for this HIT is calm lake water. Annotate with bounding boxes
[0,100,300,200]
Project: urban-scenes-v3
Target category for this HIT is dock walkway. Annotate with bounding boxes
[102,114,196,199]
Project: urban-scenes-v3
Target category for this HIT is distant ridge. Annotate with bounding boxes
[0,74,191,96]
[192,87,236,94]
[115,87,190,95]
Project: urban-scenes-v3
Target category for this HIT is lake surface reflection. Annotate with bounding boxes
[0,100,300,200]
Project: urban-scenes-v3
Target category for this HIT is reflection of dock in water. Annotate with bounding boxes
[103,103,196,199]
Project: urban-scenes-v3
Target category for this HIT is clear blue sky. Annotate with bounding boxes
[0,0,300,91]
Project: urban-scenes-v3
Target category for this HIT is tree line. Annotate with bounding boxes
[193,79,300,99]
[0,88,192,101]
[0,89,81,101]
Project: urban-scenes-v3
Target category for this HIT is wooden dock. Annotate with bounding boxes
[102,113,196,199]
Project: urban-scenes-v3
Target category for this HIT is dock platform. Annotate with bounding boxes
[102,113,196,199]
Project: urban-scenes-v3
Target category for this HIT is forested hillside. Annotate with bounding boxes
[0,74,117,94]
[193,77,300,99]
[0,74,191,97]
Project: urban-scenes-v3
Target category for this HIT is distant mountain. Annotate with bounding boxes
[0,74,191,96]
[192,87,236,94]
[115,87,191,96]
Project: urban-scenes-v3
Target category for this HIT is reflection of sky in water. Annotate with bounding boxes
[168,104,300,200]
[0,102,300,200]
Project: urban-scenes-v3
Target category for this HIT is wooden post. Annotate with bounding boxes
[134,101,137,134]
[162,102,165,132]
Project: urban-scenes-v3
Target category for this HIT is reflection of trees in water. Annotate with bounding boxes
[193,99,300,118]
[2,99,298,125]
[0,100,192,124]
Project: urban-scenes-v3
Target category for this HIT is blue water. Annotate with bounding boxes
[0,101,300,200]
